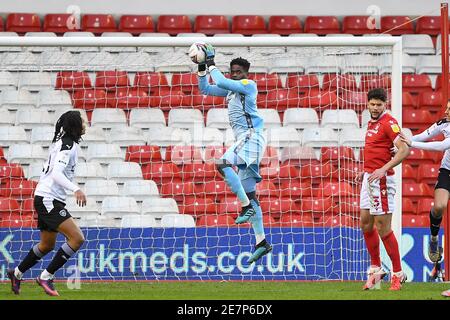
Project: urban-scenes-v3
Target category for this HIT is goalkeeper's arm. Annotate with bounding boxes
[197,64,228,97]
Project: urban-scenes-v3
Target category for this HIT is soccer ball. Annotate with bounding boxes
[188,42,206,64]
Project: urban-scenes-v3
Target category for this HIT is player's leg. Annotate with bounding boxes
[7,230,57,295]
[428,188,448,262]
[240,176,272,263]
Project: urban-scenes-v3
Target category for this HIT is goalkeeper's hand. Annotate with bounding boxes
[202,43,215,67]
[198,63,207,76]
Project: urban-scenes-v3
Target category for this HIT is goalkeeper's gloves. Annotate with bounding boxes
[202,43,216,68]
[198,63,207,77]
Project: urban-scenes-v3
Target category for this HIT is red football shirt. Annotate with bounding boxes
[364,111,401,175]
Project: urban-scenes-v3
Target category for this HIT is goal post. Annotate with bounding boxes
[0,35,403,281]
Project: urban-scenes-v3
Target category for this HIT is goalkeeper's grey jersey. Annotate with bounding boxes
[411,118,450,170]
[34,136,78,203]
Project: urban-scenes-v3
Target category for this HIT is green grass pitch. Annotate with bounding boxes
[1,281,449,300]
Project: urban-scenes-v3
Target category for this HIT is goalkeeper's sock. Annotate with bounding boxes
[363,228,381,267]
[249,199,265,244]
[430,209,442,237]
[382,231,402,273]
[222,167,250,207]
[17,244,45,278]
[45,243,77,275]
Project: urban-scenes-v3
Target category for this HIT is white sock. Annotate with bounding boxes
[393,270,403,277]
[256,234,265,245]
[14,267,23,280]
[40,269,54,280]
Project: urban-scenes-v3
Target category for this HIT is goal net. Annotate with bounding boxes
[0,36,402,281]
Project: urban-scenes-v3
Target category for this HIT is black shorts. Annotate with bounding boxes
[435,168,450,192]
[34,196,72,232]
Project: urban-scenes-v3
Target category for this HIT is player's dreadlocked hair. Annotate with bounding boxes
[230,57,251,72]
[368,88,387,102]
[52,110,83,144]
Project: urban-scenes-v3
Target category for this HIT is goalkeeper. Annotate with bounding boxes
[196,44,272,263]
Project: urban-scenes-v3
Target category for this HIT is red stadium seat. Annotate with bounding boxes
[0,180,37,200]
[417,198,435,215]
[21,198,36,217]
[72,89,108,111]
[416,16,441,35]
[198,180,233,201]
[402,164,416,183]
[232,15,266,35]
[268,16,302,35]
[435,75,450,92]
[133,72,170,95]
[320,147,355,162]
[95,71,130,92]
[278,213,315,227]
[165,146,203,164]
[260,197,298,217]
[157,15,192,35]
[342,16,379,35]
[182,163,217,181]
[119,15,154,34]
[299,197,334,215]
[260,146,279,167]
[322,74,357,90]
[218,198,240,216]
[0,197,20,215]
[81,14,117,34]
[319,182,354,198]
[339,161,364,179]
[256,181,279,198]
[402,74,433,95]
[339,91,367,112]
[0,16,3,31]
[0,148,6,165]
[44,14,78,33]
[360,75,391,91]
[402,109,435,133]
[336,197,360,215]
[55,71,92,92]
[381,16,414,35]
[171,73,199,94]
[197,214,234,227]
[405,149,442,167]
[321,215,356,227]
[194,15,229,35]
[274,163,301,185]
[160,181,195,201]
[402,198,417,215]
[0,214,37,228]
[193,94,226,110]
[402,92,417,109]
[286,74,320,93]
[279,181,313,198]
[150,91,186,111]
[301,163,337,183]
[6,13,41,33]
[304,16,340,35]
[263,89,289,110]
[0,164,25,185]
[419,90,444,113]
[142,162,181,184]
[125,145,162,164]
[402,183,433,201]
[402,214,428,227]
[106,88,151,109]
[417,164,440,185]
[204,146,226,163]
[249,73,283,92]
[299,90,338,110]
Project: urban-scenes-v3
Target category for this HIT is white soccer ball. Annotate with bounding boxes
[188,42,206,64]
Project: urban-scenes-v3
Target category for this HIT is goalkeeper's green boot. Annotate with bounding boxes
[247,240,272,264]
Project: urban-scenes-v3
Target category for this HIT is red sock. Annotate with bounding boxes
[382,231,402,273]
[363,228,381,267]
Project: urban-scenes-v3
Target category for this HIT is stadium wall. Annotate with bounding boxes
[0,0,445,17]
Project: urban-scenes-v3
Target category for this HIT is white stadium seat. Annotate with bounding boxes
[84,179,119,201]
[361,109,370,128]
[116,52,155,72]
[305,56,340,74]
[321,109,359,129]
[0,32,21,52]
[341,54,379,74]
[77,215,120,228]
[65,197,100,218]
[258,109,282,128]
[18,72,53,92]
[147,127,191,147]
[101,196,140,218]
[380,53,416,74]
[86,144,124,164]
[76,52,116,71]
[302,127,339,147]
[402,34,435,55]
[141,198,179,218]
[30,126,55,147]
[168,109,204,129]
[107,162,143,183]
[0,109,16,127]
[283,108,319,129]
[0,89,36,110]
[416,55,442,74]
[191,127,224,147]
[15,109,55,130]
[339,128,366,148]
[267,127,301,147]
[139,33,173,55]
[224,128,236,147]
[41,51,76,71]
[80,126,108,145]
[160,214,195,228]
[63,32,98,53]
[7,144,47,165]
[0,127,29,146]
[26,163,44,181]
[250,34,285,55]
[154,51,192,73]
[74,162,106,184]
[101,32,136,53]
[91,109,127,129]
[109,127,146,147]
[129,108,166,129]
[37,89,73,111]
[123,180,160,202]
[24,32,58,53]
[280,146,319,163]
[120,215,158,228]
[206,109,231,129]
[2,52,40,71]
[0,71,18,90]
